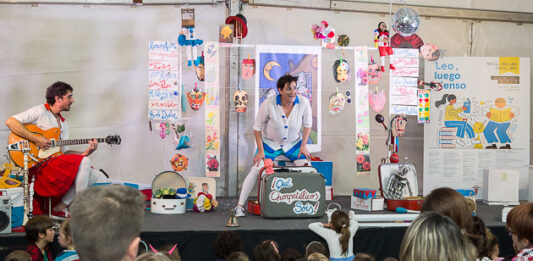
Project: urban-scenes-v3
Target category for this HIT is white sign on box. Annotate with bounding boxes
[350,196,384,211]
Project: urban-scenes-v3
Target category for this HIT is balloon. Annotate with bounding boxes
[392,7,420,37]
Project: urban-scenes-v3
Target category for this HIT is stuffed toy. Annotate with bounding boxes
[178,8,203,66]
[193,183,218,212]
[374,22,395,71]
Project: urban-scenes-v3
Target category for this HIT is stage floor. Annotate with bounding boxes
[0,196,516,261]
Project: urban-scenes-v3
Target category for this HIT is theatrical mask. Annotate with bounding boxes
[187,87,206,111]
[195,63,205,81]
[369,89,386,113]
[233,89,248,112]
[420,43,441,61]
[333,59,350,83]
[241,58,255,80]
[170,153,188,172]
[367,58,383,85]
[391,115,407,137]
[328,92,346,115]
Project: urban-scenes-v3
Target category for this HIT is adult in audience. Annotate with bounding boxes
[399,212,476,261]
[506,203,533,260]
[70,184,145,261]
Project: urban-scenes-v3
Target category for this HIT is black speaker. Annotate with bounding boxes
[0,197,11,234]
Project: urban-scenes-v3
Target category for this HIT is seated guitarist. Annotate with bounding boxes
[5,81,108,218]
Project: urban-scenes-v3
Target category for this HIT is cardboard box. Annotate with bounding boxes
[311,161,333,186]
[351,196,384,211]
[483,169,519,205]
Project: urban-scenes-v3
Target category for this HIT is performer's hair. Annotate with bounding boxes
[507,203,533,246]
[276,75,298,92]
[46,81,73,105]
[330,210,350,256]
[70,184,145,261]
[434,94,456,107]
[400,212,477,261]
[24,215,53,243]
[421,187,472,230]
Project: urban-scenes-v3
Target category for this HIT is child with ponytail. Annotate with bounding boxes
[308,210,358,261]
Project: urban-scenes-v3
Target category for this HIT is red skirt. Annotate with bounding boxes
[30,154,83,197]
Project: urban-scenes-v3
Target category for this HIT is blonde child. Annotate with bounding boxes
[308,210,358,261]
[56,219,79,261]
[24,215,54,261]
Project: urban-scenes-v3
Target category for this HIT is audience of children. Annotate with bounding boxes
[308,210,358,261]
[399,211,477,261]
[24,215,55,261]
[55,219,79,261]
[214,231,243,260]
[10,186,531,261]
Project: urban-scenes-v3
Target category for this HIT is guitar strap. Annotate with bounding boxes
[44,103,65,122]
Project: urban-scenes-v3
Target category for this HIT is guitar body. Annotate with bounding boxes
[8,124,62,168]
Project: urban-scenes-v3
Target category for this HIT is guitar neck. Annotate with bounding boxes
[53,138,106,147]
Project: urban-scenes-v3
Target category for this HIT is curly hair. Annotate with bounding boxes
[46,81,73,105]
[214,231,242,259]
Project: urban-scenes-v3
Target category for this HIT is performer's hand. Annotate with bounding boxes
[82,139,98,156]
[298,145,311,161]
[36,136,52,150]
[253,151,265,167]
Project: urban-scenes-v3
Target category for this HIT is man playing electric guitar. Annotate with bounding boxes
[5,81,109,218]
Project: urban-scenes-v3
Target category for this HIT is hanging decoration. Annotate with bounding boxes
[374,22,395,72]
[225,14,248,44]
[337,34,350,47]
[392,7,420,37]
[204,41,221,177]
[311,21,336,49]
[418,89,430,123]
[233,87,248,112]
[328,88,346,115]
[194,52,205,81]
[148,41,180,122]
[333,58,350,83]
[242,56,256,80]
[354,46,371,175]
[179,8,203,67]
[420,43,442,61]
[170,153,189,172]
[367,56,383,85]
[369,87,386,113]
[187,84,206,111]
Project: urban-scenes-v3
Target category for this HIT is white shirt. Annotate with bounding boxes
[308,216,359,258]
[12,104,71,152]
[254,94,312,152]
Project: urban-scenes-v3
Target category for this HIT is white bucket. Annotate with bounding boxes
[325,202,341,222]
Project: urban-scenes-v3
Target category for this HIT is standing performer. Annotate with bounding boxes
[234,75,312,217]
[5,81,108,218]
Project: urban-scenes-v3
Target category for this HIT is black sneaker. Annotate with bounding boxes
[485,144,497,149]
[499,144,511,149]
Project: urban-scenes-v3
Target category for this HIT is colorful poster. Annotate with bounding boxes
[354,46,371,175]
[204,42,220,177]
[148,41,181,121]
[389,48,419,115]
[255,45,322,153]
[423,57,530,199]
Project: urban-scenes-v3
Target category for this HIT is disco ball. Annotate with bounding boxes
[392,7,420,37]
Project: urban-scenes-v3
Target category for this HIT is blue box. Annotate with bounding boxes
[311,161,333,186]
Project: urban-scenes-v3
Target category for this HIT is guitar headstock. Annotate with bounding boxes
[105,135,121,145]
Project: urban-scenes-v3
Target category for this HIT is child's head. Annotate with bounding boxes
[253,240,280,261]
[24,215,54,244]
[158,244,180,261]
[4,250,31,261]
[330,210,350,255]
[305,241,329,258]
[58,218,74,249]
[280,248,303,261]
[135,252,172,261]
[421,187,472,230]
[214,231,242,259]
[306,252,328,261]
[227,251,249,261]
[353,253,375,261]
[507,203,533,253]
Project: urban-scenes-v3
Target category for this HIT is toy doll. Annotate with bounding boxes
[374,22,395,72]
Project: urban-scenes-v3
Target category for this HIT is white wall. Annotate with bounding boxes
[0,2,531,196]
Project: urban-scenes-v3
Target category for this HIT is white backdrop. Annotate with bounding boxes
[0,3,532,196]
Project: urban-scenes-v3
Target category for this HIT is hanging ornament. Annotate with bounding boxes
[328,89,346,115]
[333,58,350,83]
[392,7,420,37]
[242,56,256,80]
[420,43,442,61]
[233,87,248,112]
[187,83,206,111]
[170,153,189,172]
[369,88,386,113]
[368,56,383,85]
